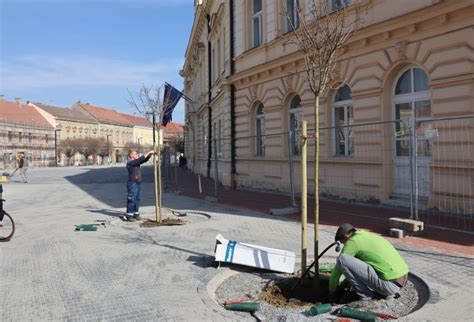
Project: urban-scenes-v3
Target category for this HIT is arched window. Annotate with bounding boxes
[333,85,353,156]
[289,95,302,155]
[255,103,265,155]
[393,67,431,157]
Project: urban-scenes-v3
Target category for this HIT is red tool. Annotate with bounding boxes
[376,312,399,319]
[224,298,249,306]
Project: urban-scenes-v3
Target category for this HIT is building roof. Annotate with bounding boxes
[34,103,97,123]
[75,102,133,126]
[161,122,184,137]
[120,113,152,128]
[0,100,53,128]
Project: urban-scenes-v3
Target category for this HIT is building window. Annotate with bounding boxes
[45,134,49,144]
[289,95,302,155]
[393,67,431,157]
[19,132,22,142]
[285,0,299,32]
[29,133,32,142]
[255,103,265,156]
[333,85,353,156]
[8,131,12,142]
[331,0,351,11]
[252,0,263,47]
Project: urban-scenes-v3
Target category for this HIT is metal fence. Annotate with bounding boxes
[167,115,474,233]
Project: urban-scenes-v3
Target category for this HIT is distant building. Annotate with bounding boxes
[161,122,184,147]
[31,102,99,165]
[0,97,55,169]
[119,113,154,149]
[72,102,134,163]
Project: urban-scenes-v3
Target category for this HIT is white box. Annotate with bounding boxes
[214,234,296,274]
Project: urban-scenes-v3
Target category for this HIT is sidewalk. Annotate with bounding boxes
[172,167,473,257]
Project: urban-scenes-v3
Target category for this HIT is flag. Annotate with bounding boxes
[162,83,183,126]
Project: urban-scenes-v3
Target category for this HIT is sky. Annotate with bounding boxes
[0,0,194,124]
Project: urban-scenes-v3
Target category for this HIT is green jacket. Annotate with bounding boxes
[329,230,409,294]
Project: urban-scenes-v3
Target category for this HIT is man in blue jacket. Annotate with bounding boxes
[125,149,154,222]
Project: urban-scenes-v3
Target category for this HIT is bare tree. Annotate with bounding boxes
[80,137,101,165]
[128,85,165,223]
[284,0,364,278]
[59,138,82,166]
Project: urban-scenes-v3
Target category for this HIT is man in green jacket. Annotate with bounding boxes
[329,223,409,301]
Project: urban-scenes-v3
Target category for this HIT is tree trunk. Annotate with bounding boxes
[313,95,320,279]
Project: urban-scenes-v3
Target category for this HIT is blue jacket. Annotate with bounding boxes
[126,155,151,182]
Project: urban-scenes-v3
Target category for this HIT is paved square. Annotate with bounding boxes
[1,166,473,321]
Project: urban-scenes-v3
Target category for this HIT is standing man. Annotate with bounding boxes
[329,223,409,301]
[125,149,154,222]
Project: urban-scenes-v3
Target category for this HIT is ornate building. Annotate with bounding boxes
[184,0,473,213]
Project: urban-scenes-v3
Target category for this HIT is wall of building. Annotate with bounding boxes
[0,122,55,169]
[230,0,473,213]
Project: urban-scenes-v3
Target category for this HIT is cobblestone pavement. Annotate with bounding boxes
[0,166,472,321]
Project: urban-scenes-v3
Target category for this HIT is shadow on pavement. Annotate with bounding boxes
[64,166,474,252]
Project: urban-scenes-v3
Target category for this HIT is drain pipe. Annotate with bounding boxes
[229,0,237,189]
[207,13,213,178]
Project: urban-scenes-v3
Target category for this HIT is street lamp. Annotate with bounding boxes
[106,134,112,164]
[54,129,61,167]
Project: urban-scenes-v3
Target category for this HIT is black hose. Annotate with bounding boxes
[291,242,340,290]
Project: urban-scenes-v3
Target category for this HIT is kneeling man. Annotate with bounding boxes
[330,223,409,301]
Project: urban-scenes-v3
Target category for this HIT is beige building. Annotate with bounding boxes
[0,98,55,169]
[182,0,235,185]
[72,102,134,163]
[184,0,474,215]
[120,113,154,148]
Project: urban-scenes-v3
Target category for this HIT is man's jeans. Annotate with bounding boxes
[126,181,141,215]
[337,253,400,299]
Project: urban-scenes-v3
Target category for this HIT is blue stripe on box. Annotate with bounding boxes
[225,241,237,262]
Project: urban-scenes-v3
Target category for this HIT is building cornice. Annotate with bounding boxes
[231,1,473,88]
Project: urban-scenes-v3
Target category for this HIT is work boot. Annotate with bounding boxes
[126,215,137,222]
[134,213,142,221]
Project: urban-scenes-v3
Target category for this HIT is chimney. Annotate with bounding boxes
[15,97,21,106]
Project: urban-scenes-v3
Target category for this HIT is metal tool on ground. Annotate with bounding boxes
[375,312,399,320]
[291,241,341,291]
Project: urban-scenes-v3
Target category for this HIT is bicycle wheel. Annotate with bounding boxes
[0,211,15,241]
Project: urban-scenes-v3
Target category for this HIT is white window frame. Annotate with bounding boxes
[289,96,303,156]
[392,67,431,158]
[285,0,299,32]
[252,0,263,48]
[330,0,351,12]
[333,99,353,157]
[255,104,265,156]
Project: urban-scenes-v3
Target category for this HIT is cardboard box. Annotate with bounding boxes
[214,234,296,273]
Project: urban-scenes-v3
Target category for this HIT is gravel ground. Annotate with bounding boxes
[215,270,424,321]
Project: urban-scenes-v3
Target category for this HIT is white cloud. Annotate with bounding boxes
[0,54,184,90]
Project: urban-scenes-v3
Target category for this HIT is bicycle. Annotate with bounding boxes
[0,183,15,241]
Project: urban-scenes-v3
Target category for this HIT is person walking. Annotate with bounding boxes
[10,153,28,183]
[125,149,154,222]
[329,223,409,301]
